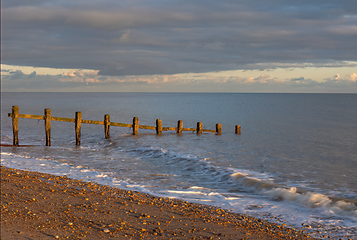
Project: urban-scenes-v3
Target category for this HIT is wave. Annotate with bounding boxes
[129,147,357,220]
[231,172,357,218]
[128,146,234,183]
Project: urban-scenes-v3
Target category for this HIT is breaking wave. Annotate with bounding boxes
[231,172,357,218]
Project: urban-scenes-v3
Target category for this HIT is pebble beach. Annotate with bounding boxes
[0,166,313,239]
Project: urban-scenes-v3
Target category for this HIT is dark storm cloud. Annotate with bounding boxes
[2,0,357,76]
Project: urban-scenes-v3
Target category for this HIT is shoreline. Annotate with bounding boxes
[1,166,312,239]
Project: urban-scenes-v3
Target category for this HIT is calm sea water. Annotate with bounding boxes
[1,92,356,239]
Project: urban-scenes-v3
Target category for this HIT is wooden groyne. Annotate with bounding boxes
[7,106,241,146]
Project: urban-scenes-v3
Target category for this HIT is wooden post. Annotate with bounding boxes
[177,120,183,134]
[197,122,202,134]
[216,123,222,135]
[12,106,19,146]
[75,112,82,146]
[156,119,162,135]
[104,114,110,139]
[235,125,241,134]
[44,109,51,146]
[133,117,139,135]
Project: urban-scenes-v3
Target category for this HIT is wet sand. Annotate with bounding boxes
[1,166,312,239]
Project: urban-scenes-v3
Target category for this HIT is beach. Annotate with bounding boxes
[0,166,311,239]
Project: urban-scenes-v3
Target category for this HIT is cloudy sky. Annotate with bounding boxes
[1,0,357,92]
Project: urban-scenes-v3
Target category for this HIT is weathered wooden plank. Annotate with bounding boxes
[75,112,82,146]
[12,106,19,146]
[44,109,51,146]
[156,119,162,135]
[138,125,156,130]
[162,127,175,131]
[104,115,110,139]
[110,122,132,128]
[19,114,44,120]
[202,129,216,133]
[81,119,104,125]
[8,113,45,120]
[1,144,37,147]
[51,116,75,123]
[133,117,139,135]
[182,127,196,132]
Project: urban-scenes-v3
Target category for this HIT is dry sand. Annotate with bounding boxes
[1,166,312,239]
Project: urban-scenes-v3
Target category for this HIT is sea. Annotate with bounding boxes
[1,92,356,239]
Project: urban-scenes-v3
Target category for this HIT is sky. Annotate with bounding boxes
[1,0,357,92]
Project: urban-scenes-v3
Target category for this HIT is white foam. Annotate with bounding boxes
[231,172,357,219]
[265,187,357,217]
[95,173,109,178]
[167,190,203,195]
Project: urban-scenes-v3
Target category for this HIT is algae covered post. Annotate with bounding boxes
[216,123,222,135]
[197,122,203,134]
[156,119,162,135]
[44,109,51,146]
[104,114,110,139]
[75,111,82,146]
[12,106,19,146]
[235,125,241,134]
[177,120,183,134]
[133,117,139,135]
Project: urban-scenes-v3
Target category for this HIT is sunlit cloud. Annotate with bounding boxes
[349,73,357,81]
[2,67,356,93]
[60,70,103,83]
